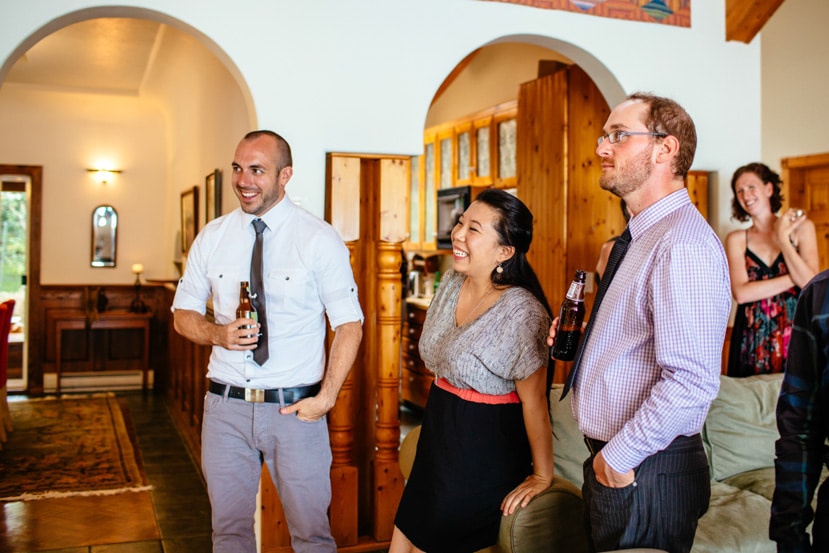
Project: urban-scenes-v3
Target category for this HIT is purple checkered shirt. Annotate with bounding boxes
[571,189,731,473]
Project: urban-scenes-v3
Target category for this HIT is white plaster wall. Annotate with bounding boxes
[139,24,251,275]
[761,0,829,176]
[0,85,167,284]
[0,0,763,281]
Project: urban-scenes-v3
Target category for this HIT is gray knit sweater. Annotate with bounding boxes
[419,269,551,396]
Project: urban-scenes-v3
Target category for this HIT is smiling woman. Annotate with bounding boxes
[724,162,819,377]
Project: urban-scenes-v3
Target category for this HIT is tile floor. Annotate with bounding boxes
[1,391,213,553]
[2,393,423,553]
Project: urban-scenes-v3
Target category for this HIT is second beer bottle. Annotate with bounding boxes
[552,270,587,361]
[236,280,258,339]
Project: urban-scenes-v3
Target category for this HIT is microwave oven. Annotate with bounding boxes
[435,186,487,249]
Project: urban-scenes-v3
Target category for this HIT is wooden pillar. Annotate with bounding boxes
[328,241,359,546]
[372,242,405,540]
[325,153,409,546]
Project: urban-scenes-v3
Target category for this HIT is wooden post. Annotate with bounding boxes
[372,242,404,541]
[329,241,359,546]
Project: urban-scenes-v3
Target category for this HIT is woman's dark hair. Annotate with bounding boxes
[730,162,783,222]
[477,188,556,397]
[476,189,552,319]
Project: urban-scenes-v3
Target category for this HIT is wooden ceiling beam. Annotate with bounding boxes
[726,0,787,43]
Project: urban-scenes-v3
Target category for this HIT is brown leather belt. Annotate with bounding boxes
[208,380,320,404]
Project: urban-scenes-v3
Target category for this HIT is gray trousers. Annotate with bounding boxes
[201,390,335,553]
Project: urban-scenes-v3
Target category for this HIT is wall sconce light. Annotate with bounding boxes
[87,168,122,185]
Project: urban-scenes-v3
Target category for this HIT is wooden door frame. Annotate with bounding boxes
[0,165,42,394]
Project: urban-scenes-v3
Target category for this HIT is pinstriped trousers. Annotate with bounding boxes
[581,434,710,553]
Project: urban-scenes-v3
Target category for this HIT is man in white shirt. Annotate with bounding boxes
[172,130,363,553]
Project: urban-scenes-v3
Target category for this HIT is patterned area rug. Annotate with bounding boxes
[0,394,150,501]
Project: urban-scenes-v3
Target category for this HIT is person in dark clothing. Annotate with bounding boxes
[770,268,829,552]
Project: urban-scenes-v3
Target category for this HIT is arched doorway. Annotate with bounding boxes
[0,9,253,393]
[404,40,626,398]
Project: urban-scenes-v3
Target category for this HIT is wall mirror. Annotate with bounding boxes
[91,205,118,267]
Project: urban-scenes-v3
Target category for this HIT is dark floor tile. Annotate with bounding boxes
[22,548,89,553]
[154,513,213,540]
[143,473,207,493]
[161,536,213,553]
[90,541,163,552]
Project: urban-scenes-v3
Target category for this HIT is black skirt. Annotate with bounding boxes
[394,383,532,553]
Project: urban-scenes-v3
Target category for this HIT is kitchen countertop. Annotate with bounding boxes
[406,296,433,310]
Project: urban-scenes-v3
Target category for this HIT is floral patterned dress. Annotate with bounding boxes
[727,245,800,377]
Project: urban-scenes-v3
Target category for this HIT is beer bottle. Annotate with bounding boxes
[552,270,587,361]
[236,281,258,338]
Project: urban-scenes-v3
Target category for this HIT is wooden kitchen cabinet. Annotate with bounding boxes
[401,299,433,410]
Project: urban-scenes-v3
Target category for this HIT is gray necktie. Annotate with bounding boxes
[251,219,269,365]
[561,226,631,399]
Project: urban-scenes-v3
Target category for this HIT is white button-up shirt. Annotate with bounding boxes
[172,194,363,388]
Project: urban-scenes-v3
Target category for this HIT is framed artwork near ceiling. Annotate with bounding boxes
[180,186,199,254]
[205,169,222,222]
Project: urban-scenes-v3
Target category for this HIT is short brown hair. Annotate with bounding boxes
[627,92,697,179]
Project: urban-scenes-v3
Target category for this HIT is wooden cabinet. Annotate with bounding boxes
[782,152,829,272]
[401,300,433,410]
[685,170,710,221]
[407,102,517,252]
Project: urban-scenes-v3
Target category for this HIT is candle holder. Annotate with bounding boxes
[129,263,149,313]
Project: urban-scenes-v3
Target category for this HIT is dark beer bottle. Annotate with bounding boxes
[236,281,258,338]
[552,270,587,361]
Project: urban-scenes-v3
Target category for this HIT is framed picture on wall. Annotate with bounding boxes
[180,186,199,254]
[205,169,222,221]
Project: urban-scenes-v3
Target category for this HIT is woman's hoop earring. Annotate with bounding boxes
[496,263,503,274]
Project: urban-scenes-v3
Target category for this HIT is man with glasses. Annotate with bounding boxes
[550,92,731,552]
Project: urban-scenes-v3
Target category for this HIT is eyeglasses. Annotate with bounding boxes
[597,130,668,147]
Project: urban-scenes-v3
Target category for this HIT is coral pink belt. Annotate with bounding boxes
[435,377,520,405]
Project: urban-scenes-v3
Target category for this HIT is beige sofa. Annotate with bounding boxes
[400,373,813,552]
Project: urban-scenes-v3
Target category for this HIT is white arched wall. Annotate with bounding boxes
[0,0,761,243]
[0,5,255,282]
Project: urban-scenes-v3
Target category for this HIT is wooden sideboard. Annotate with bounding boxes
[51,309,152,393]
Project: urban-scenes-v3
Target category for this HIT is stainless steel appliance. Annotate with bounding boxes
[435,186,487,249]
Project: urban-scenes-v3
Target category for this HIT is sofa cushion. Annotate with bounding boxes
[690,481,775,553]
[721,467,776,501]
[702,374,783,481]
[549,384,589,489]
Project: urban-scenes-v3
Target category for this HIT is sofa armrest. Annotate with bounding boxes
[498,476,589,553]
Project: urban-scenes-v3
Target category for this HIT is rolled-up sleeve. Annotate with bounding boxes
[313,228,364,329]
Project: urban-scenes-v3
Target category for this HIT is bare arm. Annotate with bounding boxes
[280,320,363,420]
[173,308,258,350]
[595,240,615,281]
[501,366,554,515]
[725,230,795,304]
[775,213,819,288]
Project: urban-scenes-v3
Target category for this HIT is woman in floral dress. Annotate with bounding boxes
[725,163,819,376]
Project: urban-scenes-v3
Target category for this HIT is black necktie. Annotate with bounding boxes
[251,219,269,365]
[561,226,631,398]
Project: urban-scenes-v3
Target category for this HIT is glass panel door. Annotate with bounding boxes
[1,175,30,390]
